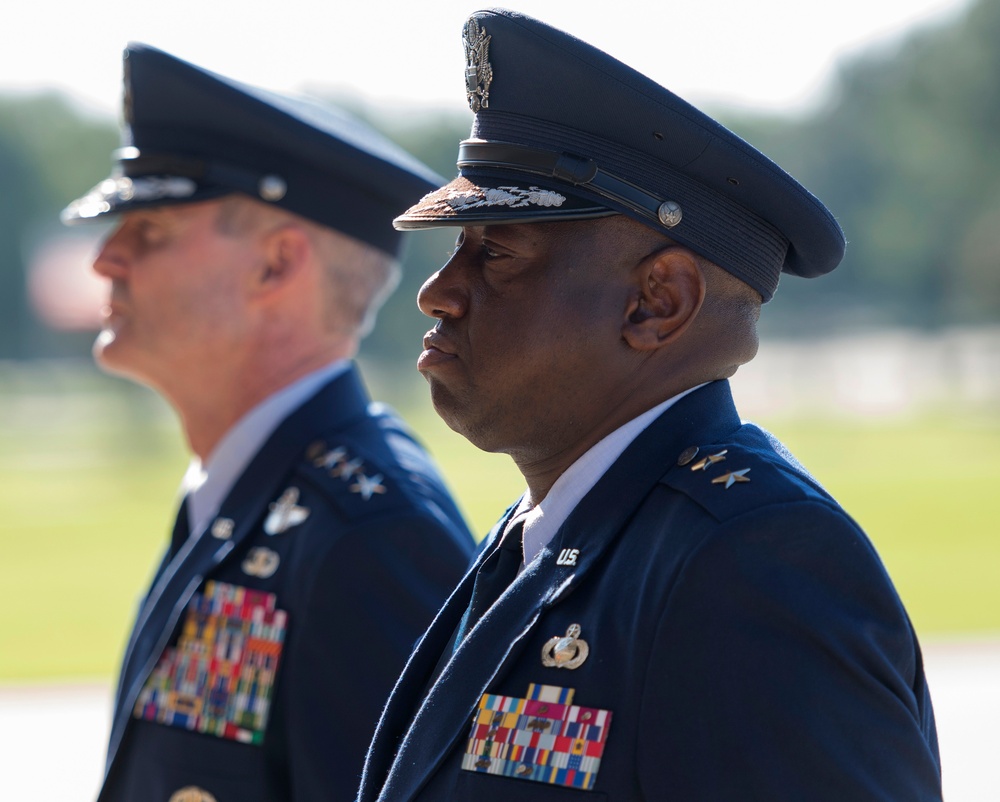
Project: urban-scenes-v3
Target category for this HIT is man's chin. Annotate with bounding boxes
[428,384,473,439]
[428,387,508,456]
[92,332,144,383]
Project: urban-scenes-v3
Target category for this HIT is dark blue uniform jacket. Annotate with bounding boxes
[359,379,942,802]
[98,365,475,802]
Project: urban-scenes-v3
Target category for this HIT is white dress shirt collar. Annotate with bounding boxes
[181,360,351,538]
[511,383,707,567]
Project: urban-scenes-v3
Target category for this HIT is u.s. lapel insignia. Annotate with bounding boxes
[350,473,387,501]
[541,624,589,670]
[555,548,579,566]
[463,683,612,790]
[690,449,727,471]
[210,517,234,540]
[242,547,280,579]
[711,468,751,489]
[463,18,493,112]
[264,487,310,535]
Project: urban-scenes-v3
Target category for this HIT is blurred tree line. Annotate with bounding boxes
[0,0,996,365]
[730,0,1000,331]
[0,95,119,359]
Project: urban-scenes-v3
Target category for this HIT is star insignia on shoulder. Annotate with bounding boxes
[690,450,727,471]
[332,457,364,481]
[711,468,751,489]
[264,486,310,535]
[349,473,387,501]
[312,446,348,470]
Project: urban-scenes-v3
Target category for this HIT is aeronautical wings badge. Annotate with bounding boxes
[263,487,310,535]
[463,18,493,112]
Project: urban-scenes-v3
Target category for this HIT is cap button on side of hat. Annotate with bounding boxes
[657,201,683,228]
[258,175,287,202]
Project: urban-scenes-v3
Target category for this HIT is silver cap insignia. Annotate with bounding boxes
[463,19,493,112]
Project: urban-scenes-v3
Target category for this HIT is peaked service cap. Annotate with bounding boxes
[62,42,444,257]
[394,8,846,300]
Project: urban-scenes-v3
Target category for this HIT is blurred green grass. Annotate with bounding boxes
[1,362,997,682]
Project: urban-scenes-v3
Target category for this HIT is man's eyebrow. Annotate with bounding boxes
[481,222,560,245]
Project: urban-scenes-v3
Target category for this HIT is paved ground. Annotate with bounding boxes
[1,637,997,800]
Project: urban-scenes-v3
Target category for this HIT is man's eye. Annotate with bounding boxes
[445,234,465,260]
[482,244,501,259]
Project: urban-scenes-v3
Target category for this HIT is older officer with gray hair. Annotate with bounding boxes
[358,9,942,802]
[63,43,475,802]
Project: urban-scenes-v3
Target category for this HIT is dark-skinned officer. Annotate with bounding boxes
[357,9,942,802]
[61,44,475,802]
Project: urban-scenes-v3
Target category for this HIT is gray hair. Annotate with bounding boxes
[216,194,400,338]
[312,227,401,338]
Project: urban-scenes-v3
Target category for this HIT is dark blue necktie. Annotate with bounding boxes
[453,519,525,648]
[416,520,525,700]
[169,495,191,558]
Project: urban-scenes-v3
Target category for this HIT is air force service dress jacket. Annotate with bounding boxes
[99,364,475,802]
[359,379,942,802]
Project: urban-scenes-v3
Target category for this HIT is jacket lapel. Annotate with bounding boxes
[105,365,373,775]
[359,561,480,801]
[366,380,743,802]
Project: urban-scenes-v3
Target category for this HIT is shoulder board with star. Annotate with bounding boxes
[659,435,832,523]
[293,438,411,520]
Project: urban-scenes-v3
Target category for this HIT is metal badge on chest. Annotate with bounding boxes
[541,624,589,670]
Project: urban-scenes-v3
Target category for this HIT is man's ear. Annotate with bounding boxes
[255,224,311,292]
[622,247,705,351]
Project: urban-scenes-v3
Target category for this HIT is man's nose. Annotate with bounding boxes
[417,254,467,320]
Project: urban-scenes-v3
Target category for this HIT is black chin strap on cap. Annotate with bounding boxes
[459,141,656,219]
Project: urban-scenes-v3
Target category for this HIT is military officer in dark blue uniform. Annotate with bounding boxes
[358,9,943,802]
[62,43,475,802]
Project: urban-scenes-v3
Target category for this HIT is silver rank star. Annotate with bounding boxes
[313,446,348,470]
[264,487,310,535]
[350,473,387,501]
[711,468,752,489]
[332,457,364,481]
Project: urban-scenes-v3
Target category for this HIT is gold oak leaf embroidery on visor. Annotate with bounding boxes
[436,185,568,212]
